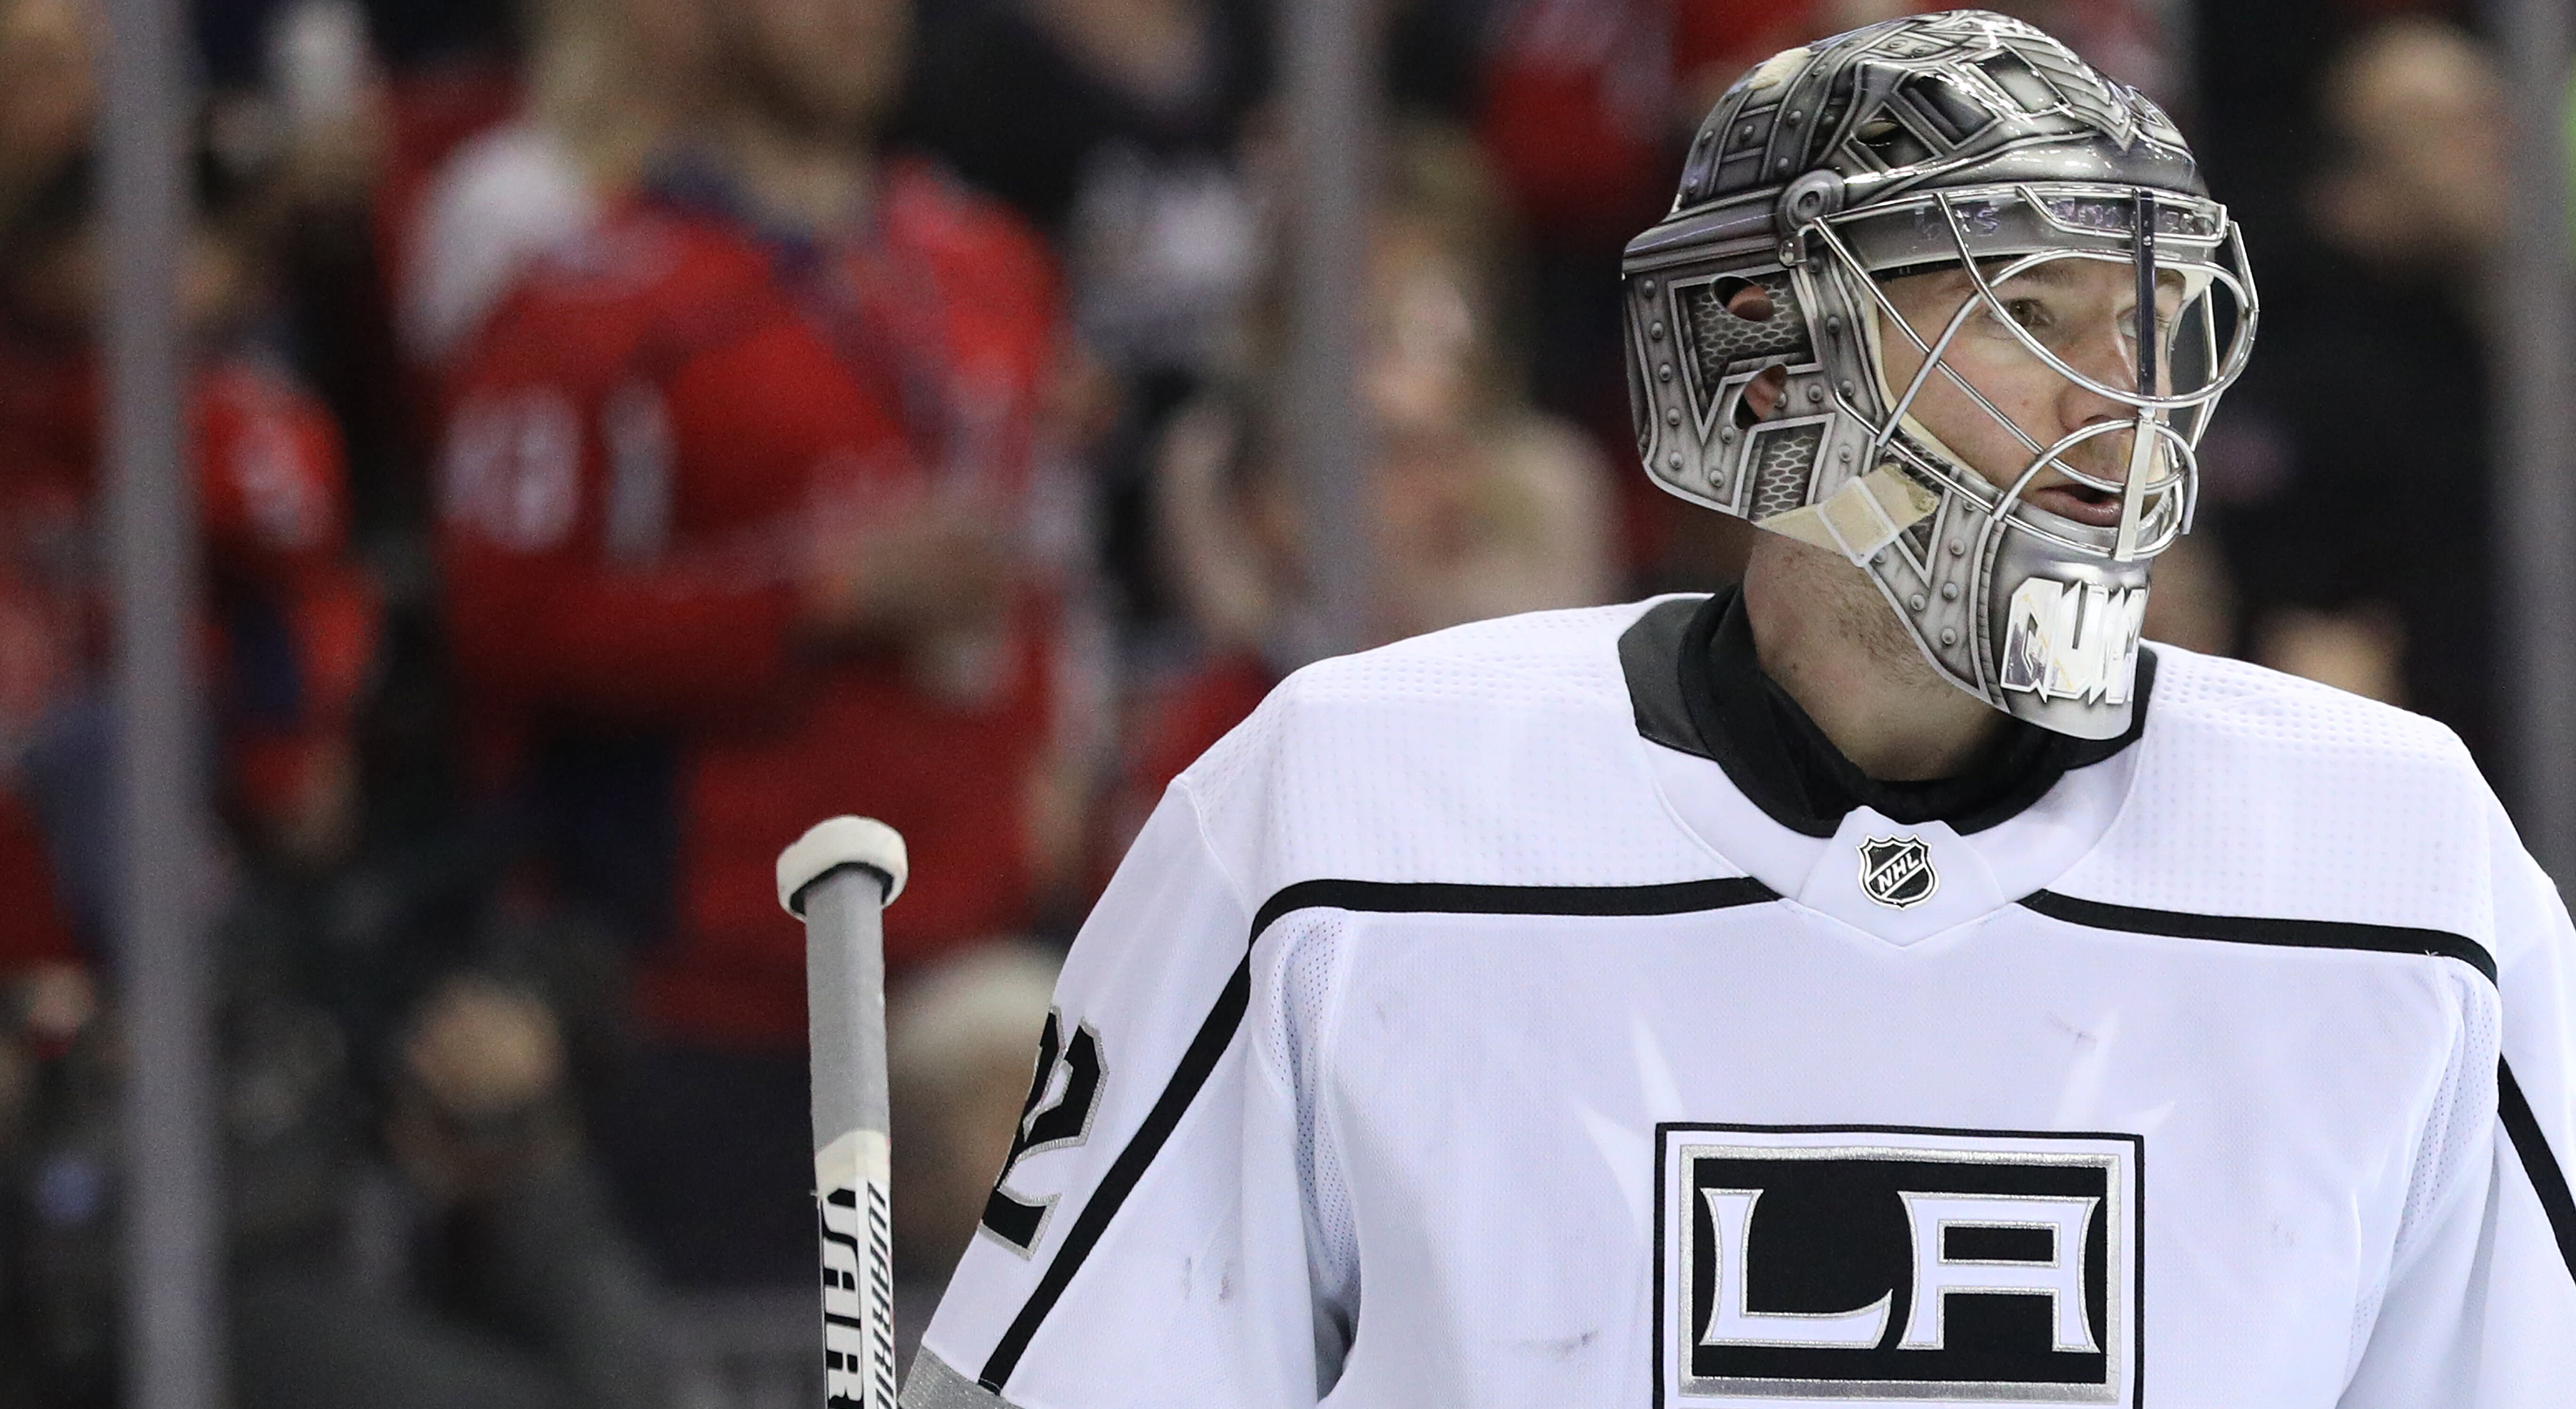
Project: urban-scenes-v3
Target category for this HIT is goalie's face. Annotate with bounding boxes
[1876,258,2186,531]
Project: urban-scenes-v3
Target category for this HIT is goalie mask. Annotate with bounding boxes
[1623,10,2257,739]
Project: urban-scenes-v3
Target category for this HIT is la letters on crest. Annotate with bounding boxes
[1657,1125,2143,1406]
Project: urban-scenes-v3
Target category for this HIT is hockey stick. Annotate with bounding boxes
[779,816,910,1409]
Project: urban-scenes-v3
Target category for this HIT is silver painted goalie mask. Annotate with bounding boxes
[1623,10,2258,739]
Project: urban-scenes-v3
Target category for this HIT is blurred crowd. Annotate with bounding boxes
[0,0,2552,1403]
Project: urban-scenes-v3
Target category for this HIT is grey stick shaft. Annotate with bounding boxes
[103,0,225,1402]
[2487,0,2576,884]
[807,865,894,1157]
[805,865,897,1409]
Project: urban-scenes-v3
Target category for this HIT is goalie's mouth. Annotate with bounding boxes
[2027,480,2126,528]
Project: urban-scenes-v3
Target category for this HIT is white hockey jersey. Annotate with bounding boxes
[905,594,2576,1409]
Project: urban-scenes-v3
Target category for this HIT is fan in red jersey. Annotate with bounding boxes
[436,0,1074,1285]
[0,152,377,971]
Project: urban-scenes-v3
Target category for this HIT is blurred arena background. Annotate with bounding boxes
[0,0,2568,1404]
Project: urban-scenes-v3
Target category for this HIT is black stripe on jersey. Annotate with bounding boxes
[1250,874,1781,935]
[2499,1058,2576,1284]
[975,873,1782,1393]
[976,953,1252,1392]
[2018,890,2497,984]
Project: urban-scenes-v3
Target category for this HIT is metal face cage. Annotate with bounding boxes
[1624,187,2254,566]
[1811,181,2258,571]
[1622,181,2256,736]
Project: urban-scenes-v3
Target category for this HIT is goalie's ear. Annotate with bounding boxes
[1739,364,1792,427]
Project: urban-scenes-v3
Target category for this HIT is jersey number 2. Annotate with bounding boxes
[981,1009,1105,1255]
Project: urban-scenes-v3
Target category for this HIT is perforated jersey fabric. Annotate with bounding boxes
[1184,603,1744,901]
[909,600,2576,1409]
[2055,645,2500,942]
[1265,916,1359,1381]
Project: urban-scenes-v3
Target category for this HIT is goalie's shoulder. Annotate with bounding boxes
[1174,600,1720,897]
[2064,643,2504,940]
[1183,600,1664,783]
[2142,642,2480,781]
[1267,599,1656,713]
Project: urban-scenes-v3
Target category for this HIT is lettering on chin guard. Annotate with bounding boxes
[1621,9,2258,739]
[2000,577,2148,708]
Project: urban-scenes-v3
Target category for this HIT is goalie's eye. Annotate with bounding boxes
[2114,305,2179,349]
[2133,313,2177,340]
[1997,296,2053,334]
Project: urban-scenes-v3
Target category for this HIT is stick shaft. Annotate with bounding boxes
[805,865,898,1409]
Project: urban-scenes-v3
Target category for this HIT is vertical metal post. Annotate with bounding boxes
[1281,0,1378,660]
[102,0,225,1402]
[2490,0,2576,884]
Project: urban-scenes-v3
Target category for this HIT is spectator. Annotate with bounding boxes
[0,147,378,969]
[1119,123,1613,831]
[437,0,1070,1286]
[234,970,673,1409]
[0,932,671,1409]
[398,0,714,369]
[0,962,112,1405]
[901,0,1265,308]
[0,0,89,223]
[900,0,1270,630]
[2203,17,2508,767]
[2135,533,2238,660]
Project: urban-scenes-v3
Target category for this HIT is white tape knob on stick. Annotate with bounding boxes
[778,815,909,916]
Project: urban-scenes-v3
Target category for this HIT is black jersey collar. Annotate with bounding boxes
[1621,588,2154,838]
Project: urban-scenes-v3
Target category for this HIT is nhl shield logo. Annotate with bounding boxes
[1859,835,1938,909]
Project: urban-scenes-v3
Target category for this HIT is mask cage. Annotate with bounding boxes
[1807,182,2258,563]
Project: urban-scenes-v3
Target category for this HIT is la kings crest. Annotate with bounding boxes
[1656,1125,2142,1406]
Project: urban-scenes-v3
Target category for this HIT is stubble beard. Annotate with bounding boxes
[1746,530,1950,693]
